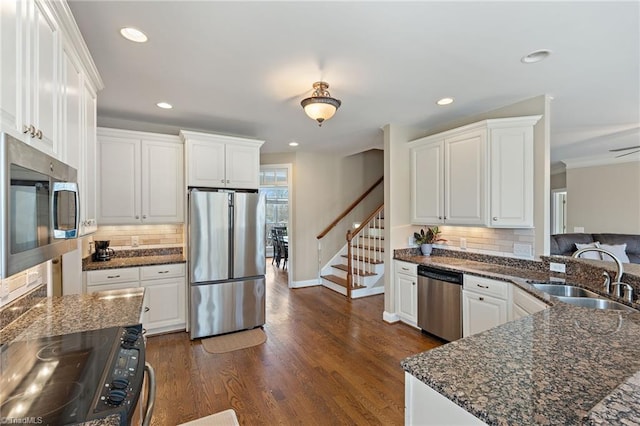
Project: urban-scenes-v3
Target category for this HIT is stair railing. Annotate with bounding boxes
[316,176,383,298]
[345,204,384,296]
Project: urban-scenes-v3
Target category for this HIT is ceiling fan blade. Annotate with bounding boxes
[615,149,640,158]
[609,145,640,152]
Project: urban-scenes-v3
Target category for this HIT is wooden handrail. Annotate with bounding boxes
[316,176,383,239]
[346,203,384,242]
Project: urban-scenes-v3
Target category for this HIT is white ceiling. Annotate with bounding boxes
[68,1,640,163]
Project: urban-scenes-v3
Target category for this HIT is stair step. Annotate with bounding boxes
[331,264,377,277]
[341,254,384,265]
[322,274,366,289]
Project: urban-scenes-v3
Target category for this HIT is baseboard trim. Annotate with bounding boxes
[383,311,400,323]
[291,279,322,288]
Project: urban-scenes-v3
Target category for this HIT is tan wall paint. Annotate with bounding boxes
[566,161,640,233]
[551,171,566,190]
[261,150,384,284]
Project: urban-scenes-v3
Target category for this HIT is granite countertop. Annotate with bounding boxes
[0,287,145,344]
[396,253,640,425]
[83,247,185,271]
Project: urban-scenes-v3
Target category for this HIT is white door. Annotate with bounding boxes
[226,143,260,189]
[410,141,444,224]
[81,80,98,234]
[98,136,140,224]
[462,290,507,337]
[397,273,417,322]
[445,130,487,225]
[186,139,226,187]
[0,0,21,138]
[141,139,184,223]
[489,127,534,227]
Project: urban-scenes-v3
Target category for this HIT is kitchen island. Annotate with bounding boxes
[397,252,640,425]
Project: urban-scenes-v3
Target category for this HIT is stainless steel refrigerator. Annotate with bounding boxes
[188,188,266,339]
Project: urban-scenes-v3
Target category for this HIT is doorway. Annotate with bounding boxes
[259,164,292,286]
[551,189,567,234]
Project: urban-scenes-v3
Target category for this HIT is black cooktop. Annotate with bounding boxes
[0,325,145,426]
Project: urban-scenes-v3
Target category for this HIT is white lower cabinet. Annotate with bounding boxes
[462,275,509,337]
[510,286,548,321]
[405,372,486,425]
[395,261,418,326]
[140,264,186,335]
[85,263,186,336]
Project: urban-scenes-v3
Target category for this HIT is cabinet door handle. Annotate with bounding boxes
[476,284,489,289]
[107,275,120,279]
[35,129,43,139]
[157,271,170,274]
[226,180,230,183]
[438,216,442,220]
[135,215,140,219]
[23,124,35,136]
[144,306,150,312]
[479,297,484,301]
[221,179,225,183]
[492,217,498,221]
[412,282,416,286]
[142,215,147,219]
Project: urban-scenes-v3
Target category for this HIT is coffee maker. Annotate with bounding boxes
[93,240,115,261]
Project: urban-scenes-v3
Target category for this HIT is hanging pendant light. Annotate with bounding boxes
[300,81,341,126]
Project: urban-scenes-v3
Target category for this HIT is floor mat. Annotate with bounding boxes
[201,328,266,354]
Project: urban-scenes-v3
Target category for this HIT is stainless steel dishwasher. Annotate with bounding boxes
[417,265,463,341]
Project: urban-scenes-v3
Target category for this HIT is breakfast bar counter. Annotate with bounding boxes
[396,252,640,425]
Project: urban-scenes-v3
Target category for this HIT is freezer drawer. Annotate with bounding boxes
[190,277,265,339]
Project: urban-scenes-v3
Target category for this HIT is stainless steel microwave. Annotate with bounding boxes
[0,133,80,278]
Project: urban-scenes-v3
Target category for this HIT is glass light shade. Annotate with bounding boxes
[303,101,337,122]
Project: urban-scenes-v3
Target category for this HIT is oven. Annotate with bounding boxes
[0,324,155,425]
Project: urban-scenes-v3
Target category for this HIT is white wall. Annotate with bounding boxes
[566,161,640,233]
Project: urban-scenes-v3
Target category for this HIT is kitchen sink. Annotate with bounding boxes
[530,283,600,298]
[556,296,638,312]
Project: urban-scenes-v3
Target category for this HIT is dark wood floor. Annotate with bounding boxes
[145,262,443,425]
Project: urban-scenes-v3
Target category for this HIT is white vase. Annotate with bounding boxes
[420,243,433,256]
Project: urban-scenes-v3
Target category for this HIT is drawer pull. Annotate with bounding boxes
[401,267,410,271]
[157,270,170,274]
[479,297,484,301]
[476,284,489,289]
[107,275,121,279]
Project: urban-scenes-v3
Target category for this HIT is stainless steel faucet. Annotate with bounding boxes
[572,247,626,296]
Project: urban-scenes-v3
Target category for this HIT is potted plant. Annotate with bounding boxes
[414,226,446,256]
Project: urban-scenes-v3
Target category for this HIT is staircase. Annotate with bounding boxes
[321,206,385,298]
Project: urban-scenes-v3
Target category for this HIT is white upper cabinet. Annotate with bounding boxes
[445,129,487,225]
[1,0,59,156]
[181,130,264,189]
[410,116,540,228]
[97,128,184,225]
[488,117,540,228]
[410,128,487,225]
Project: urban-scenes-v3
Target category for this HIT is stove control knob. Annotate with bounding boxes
[106,389,127,406]
[111,378,129,390]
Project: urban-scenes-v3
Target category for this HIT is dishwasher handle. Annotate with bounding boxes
[417,265,463,285]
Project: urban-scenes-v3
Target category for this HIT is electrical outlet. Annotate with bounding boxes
[573,227,585,233]
[0,280,8,298]
[513,243,532,257]
[131,236,139,247]
[460,237,467,249]
[550,262,566,273]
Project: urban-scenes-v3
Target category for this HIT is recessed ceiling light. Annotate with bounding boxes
[156,102,173,109]
[120,27,148,43]
[521,49,552,64]
[436,97,454,106]
[289,142,299,147]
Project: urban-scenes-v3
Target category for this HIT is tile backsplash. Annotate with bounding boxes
[87,224,184,251]
[412,225,536,259]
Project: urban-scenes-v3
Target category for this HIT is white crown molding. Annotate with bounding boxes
[562,153,640,169]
